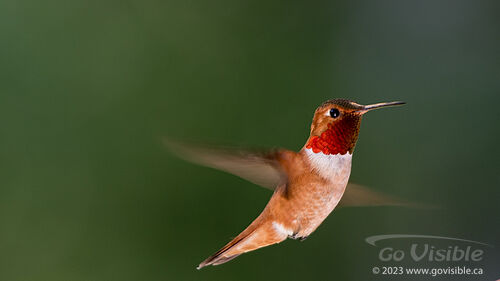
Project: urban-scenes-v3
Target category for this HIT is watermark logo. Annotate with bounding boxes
[365,234,494,277]
[366,234,493,262]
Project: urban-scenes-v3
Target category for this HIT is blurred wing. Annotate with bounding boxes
[164,139,287,189]
[339,183,428,208]
[165,139,431,209]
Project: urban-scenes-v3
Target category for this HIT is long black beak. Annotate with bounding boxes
[357,101,406,114]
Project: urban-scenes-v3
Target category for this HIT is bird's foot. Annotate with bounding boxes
[289,233,308,241]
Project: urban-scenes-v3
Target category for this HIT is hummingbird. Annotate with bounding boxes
[165,99,406,269]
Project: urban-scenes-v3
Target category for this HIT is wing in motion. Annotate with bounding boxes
[164,138,286,189]
[164,138,416,208]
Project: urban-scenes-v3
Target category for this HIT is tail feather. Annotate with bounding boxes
[200,254,241,268]
[197,220,287,269]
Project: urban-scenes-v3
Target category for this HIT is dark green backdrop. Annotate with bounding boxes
[1,0,499,280]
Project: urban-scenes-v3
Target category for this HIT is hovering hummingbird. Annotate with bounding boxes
[166,99,407,269]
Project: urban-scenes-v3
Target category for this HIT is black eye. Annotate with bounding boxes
[330,108,340,118]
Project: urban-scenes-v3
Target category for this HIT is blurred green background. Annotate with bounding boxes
[1,0,499,280]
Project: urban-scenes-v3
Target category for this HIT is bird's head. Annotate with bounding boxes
[306,99,405,155]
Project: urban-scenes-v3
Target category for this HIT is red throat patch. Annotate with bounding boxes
[306,119,360,155]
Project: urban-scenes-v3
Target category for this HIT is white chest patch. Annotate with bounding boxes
[305,148,352,181]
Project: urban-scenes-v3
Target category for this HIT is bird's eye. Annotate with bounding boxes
[330,108,340,118]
